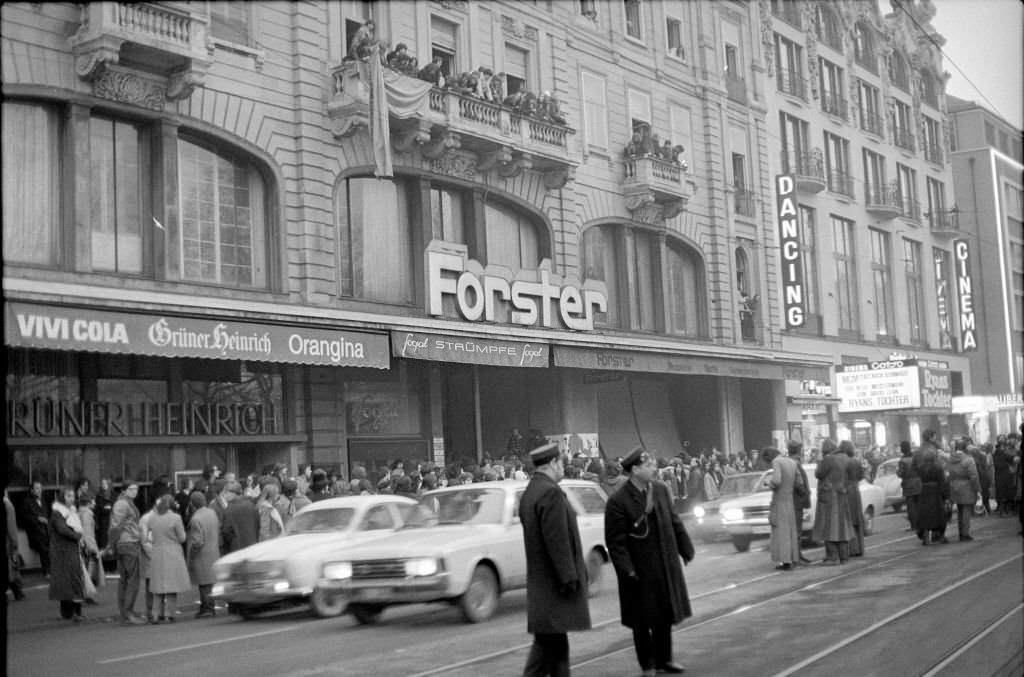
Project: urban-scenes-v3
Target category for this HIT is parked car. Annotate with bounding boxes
[872,458,905,511]
[681,472,768,543]
[211,494,417,619]
[719,463,886,552]
[314,479,609,625]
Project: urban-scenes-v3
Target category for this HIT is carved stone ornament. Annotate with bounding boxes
[393,122,433,154]
[74,40,122,79]
[624,190,656,213]
[430,154,477,180]
[422,131,461,160]
[166,63,208,100]
[502,16,538,41]
[93,69,167,110]
[499,153,532,179]
[661,199,686,221]
[806,25,820,100]
[632,201,665,225]
[433,0,469,13]
[758,0,773,77]
[543,166,575,190]
[478,146,514,173]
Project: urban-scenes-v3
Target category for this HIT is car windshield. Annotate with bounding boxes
[405,488,506,527]
[718,474,764,496]
[286,507,355,534]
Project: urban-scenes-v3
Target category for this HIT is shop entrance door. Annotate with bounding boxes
[442,364,478,464]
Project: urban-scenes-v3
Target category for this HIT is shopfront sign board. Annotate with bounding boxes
[835,359,951,413]
[391,330,549,367]
[554,346,829,381]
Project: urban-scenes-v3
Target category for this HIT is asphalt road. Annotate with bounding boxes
[6,510,1023,677]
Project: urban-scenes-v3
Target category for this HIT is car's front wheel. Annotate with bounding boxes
[731,535,752,552]
[459,565,499,623]
[586,549,604,597]
[349,603,385,625]
[862,506,875,536]
[236,604,260,621]
[310,588,347,618]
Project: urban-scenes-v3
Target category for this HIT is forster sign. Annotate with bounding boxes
[427,245,608,331]
[775,174,805,328]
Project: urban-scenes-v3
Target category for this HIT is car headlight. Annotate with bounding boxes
[322,562,353,580]
[213,563,232,581]
[404,557,440,577]
[722,507,744,522]
[693,506,706,518]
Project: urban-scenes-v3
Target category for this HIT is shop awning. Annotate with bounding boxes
[553,345,830,381]
[391,330,549,367]
[5,302,390,369]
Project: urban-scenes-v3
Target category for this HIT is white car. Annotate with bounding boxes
[211,494,417,619]
[314,479,609,625]
[719,463,886,552]
[872,457,905,511]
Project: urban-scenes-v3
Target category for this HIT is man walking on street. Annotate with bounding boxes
[108,483,148,625]
[605,447,694,677]
[789,441,812,564]
[520,442,591,676]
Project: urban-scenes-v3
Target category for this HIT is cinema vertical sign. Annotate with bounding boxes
[953,238,977,351]
[776,174,804,328]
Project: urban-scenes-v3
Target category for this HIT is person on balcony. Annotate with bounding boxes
[417,56,445,87]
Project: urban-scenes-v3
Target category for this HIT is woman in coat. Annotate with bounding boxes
[48,486,86,621]
[948,442,981,540]
[992,441,1016,516]
[93,478,115,554]
[147,494,191,622]
[186,492,221,618]
[812,439,854,564]
[840,441,865,557]
[917,452,949,545]
[768,448,800,570]
[77,494,103,601]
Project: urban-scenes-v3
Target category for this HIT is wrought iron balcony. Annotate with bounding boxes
[328,62,576,188]
[777,68,807,101]
[865,181,902,218]
[860,110,885,137]
[821,91,848,120]
[788,149,826,193]
[827,169,856,198]
[893,126,916,152]
[924,143,944,165]
[926,207,960,235]
[899,196,922,222]
[725,73,748,105]
[623,156,696,223]
[69,2,211,100]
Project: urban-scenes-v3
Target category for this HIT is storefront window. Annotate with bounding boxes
[484,202,541,270]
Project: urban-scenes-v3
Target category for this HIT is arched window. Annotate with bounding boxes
[735,246,757,341]
[582,225,621,328]
[814,4,842,51]
[484,201,541,270]
[336,176,414,303]
[887,50,910,92]
[920,69,938,107]
[667,240,706,337]
[735,247,750,295]
[853,22,876,72]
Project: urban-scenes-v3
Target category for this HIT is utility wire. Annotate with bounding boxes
[891,0,1011,123]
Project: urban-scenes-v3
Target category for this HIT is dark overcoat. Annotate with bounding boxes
[917,460,949,530]
[48,508,84,601]
[520,472,591,634]
[604,479,693,628]
[221,498,259,554]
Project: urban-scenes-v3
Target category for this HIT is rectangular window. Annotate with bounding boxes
[832,215,859,333]
[863,148,887,202]
[504,44,530,95]
[431,15,459,79]
[891,99,914,151]
[2,101,60,266]
[819,58,846,120]
[903,238,925,343]
[896,163,919,221]
[581,72,608,149]
[669,106,692,163]
[984,121,996,146]
[90,117,144,274]
[780,112,810,173]
[824,131,852,196]
[583,226,620,327]
[934,247,955,350]
[628,88,652,132]
[775,34,805,99]
[798,205,820,316]
[666,17,684,59]
[210,1,251,45]
[923,115,942,164]
[926,177,948,229]
[624,0,643,40]
[857,80,883,135]
[633,231,657,331]
[869,228,894,336]
[485,204,539,271]
[1011,240,1024,333]
[337,177,412,303]
[430,187,465,244]
[580,0,597,19]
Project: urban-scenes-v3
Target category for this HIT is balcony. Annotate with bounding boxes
[924,143,944,165]
[790,149,826,193]
[899,195,922,222]
[623,156,696,223]
[926,207,960,235]
[821,92,848,121]
[328,62,576,187]
[725,73,748,105]
[860,110,885,137]
[69,2,211,100]
[777,68,807,101]
[827,169,856,198]
[893,126,916,152]
[733,187,757,218]
[865,181,902,218]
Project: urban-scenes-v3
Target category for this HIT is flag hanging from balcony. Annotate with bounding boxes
[368,43,393,178]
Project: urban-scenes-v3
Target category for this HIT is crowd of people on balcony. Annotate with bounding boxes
[624,124,688,171]
[344,19,569,126]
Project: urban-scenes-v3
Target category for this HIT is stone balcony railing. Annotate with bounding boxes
[328,61,576,188]
[69,2,211,100]
[622,156,696,223]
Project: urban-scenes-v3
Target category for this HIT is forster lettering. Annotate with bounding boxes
[427,248,607,331]
[776,175,805,328]
[953,239,978,351]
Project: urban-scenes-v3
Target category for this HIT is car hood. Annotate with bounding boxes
[719,492,773,510]
[215,530,393,566]
[341,524,510,561]
[692,492,764,512]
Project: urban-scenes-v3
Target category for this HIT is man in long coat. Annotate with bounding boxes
[520,442,591,676]
[605,447,693,677]
[812,439,854,564]
[186,492,221,618]
[220,481,259,554]
[768,447,800,570]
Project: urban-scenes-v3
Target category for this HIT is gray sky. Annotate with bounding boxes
[930,0,1023,128]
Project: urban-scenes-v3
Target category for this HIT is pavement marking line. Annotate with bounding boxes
[96,624,304,664]
[920,602,1024,677]
[772,553,1024,677]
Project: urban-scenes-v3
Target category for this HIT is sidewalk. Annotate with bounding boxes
[6,566,207,632]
